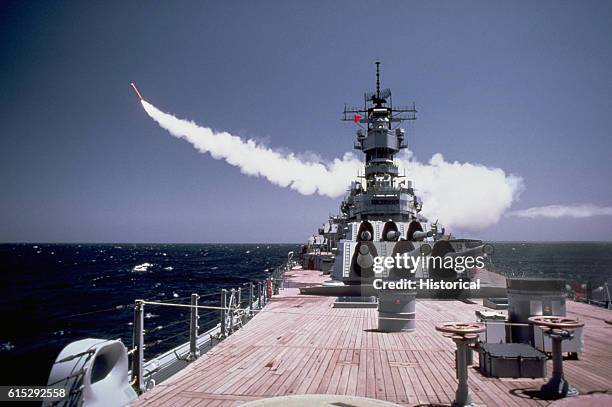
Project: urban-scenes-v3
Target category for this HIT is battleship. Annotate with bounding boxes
[41,64,612,407]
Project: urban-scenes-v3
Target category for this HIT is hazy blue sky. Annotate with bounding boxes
[1,1,611,242]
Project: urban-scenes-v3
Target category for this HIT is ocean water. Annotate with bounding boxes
[488,242,612,281]
[0,243,298,385]
[0,242,611,386]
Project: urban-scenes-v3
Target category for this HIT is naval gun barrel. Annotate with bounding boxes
[360,231,373,241]
[356,244,374,269]
[444,244,494,259]
[411,230,433,241]
[385,230,400,241]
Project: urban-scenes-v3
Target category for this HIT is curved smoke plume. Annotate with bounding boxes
[142,101,361,197]
[142,101,523,231]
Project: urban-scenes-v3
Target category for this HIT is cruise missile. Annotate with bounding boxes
[130,82,144,100]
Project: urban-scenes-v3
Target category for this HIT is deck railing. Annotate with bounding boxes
[128,259,295,394]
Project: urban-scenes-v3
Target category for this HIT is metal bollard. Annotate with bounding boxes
[220,289,227,337]
[189,293,200,360]
[258,281,263,307]
[131,300,145,394]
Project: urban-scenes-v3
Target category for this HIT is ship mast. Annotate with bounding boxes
[340,62,420,221]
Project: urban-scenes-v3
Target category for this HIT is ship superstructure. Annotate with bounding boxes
[308,63,493,292]
[340,61,420,223]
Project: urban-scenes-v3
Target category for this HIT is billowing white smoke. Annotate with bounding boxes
[507,204,612,219]
[142,101,523,231]
[397,152,524,230]
[142,101,361,197]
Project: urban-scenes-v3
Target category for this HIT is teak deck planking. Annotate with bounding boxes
[133,267,612,406]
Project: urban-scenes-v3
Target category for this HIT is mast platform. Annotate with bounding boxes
[133,268,612,406]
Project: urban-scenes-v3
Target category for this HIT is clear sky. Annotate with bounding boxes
[1,1,611,243]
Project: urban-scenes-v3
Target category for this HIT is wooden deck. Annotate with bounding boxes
[134,268,612,406]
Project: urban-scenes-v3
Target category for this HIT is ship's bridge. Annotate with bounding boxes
[346,187,418,221]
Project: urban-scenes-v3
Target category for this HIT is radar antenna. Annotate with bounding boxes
[342,62,416,124]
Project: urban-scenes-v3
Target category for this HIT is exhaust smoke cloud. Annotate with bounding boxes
[142,101,523,231]
[398,151,524,230]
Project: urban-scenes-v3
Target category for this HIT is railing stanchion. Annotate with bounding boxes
[131,299,145,394]
[273,274,279,295]
[220,289,227,338]
[249,282,254,315]
[268,277,273,298]
[237,287,243,324]
[189,293,200,360]
[229,288,236,333]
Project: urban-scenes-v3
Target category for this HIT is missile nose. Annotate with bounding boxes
[130,82,144,100]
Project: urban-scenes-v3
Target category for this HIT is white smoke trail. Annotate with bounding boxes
[142,101,523,230]
[142,101,361,197]
[506,204,612,219]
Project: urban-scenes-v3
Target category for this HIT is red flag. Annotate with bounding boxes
[353,114,362,123]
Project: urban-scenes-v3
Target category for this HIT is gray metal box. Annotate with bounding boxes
[479,343,546,378]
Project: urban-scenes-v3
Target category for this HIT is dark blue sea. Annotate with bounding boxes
[0,242,611,386]
[0,243,298,386]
